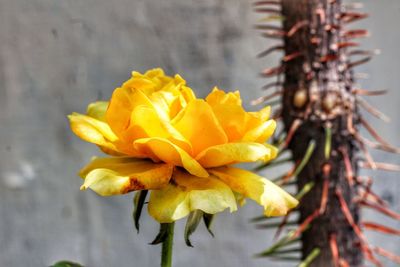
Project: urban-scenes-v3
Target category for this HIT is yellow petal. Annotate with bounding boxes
[196,143,275,168]
[87,101,109,121]
[68,112,118,152]
[134,137,208,177]
[206,88,247,141]
[172,99,228,156]
[245,106,272,133]
[242,120,276,143]
[148,170,237,223]
[210,167,298,216]
[80,157,174,196]
[106,87,153,141]
[130,105,192,153]
[264,143,278,160]
[206,87,242,106]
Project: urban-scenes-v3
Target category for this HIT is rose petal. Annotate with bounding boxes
[68,113,118,152]
[242,120,276,143]
[87,101,109,121]
[134,137,208,177]
[172,99,228,156]
[196,142,276,168]
[210,167,298,216]
[80,157,174,196]
[148,170,237,223]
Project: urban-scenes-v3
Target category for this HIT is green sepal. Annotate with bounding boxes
[133,190,148,233]
[50,261,84,267]
[184,210,203,247]
[150,223,171,245]
[203,213,215,237]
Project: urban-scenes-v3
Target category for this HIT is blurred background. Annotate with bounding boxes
[0,0,399,266]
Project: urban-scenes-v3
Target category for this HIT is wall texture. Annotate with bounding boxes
[0,0,398,266]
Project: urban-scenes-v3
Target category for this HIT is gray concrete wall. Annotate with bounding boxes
[0,0,398,266]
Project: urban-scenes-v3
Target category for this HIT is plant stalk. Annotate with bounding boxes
[161,222,175,267]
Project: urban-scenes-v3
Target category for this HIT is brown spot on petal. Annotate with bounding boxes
[123,177,145,193]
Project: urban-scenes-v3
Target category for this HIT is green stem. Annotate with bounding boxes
[161,222,175,267]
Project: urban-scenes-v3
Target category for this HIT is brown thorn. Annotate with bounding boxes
[355,176,389,208]
[262,81,283,91]
[360,161,400,172]
[257,45,284,58]
[358,187,389,208]
[287,20,309,37]
[274,212,291,240]
[340,12,369,24]
[320,54,339,63]
[360,117,394,148]
[360,199,400,221]
[342,29,369,39]
[362,222,400,235]
[279,163,297,185]
[261,65,285,77]
[358,135,400,154]
[357,97,391,123]
[348,49,381,57]
[339,147,355,185]
[293,209,320,238]
[373,247,400,264]
[347,57,372,69]
[352,88,387,96]
[282,119,302,149]
[336,189,367,243]
[329,234,340,267]
[357,175,373,202]
[262,30,286,39]
[356,135,377,170]
[332,42,359,50]
[283,51,303,62]
[320,177,329,214]
[362,246,383,267]
[251,91,282,105]
[336,189,383,267]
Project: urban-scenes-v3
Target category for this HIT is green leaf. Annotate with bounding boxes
[184,210,203,247]
[258,15,286,23]
[324,126,332,159]
[256,230,300,257]
[203,213,215,237]
[298,248,321,267]
[133,190,148,233]
[150,223,170,245]
[50,261,84,267]
[254,157,292,171]
[292,139,316,178]
[256,221,297,229]
[295,181,315,200]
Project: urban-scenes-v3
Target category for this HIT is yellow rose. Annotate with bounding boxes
[68,68,298,223]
